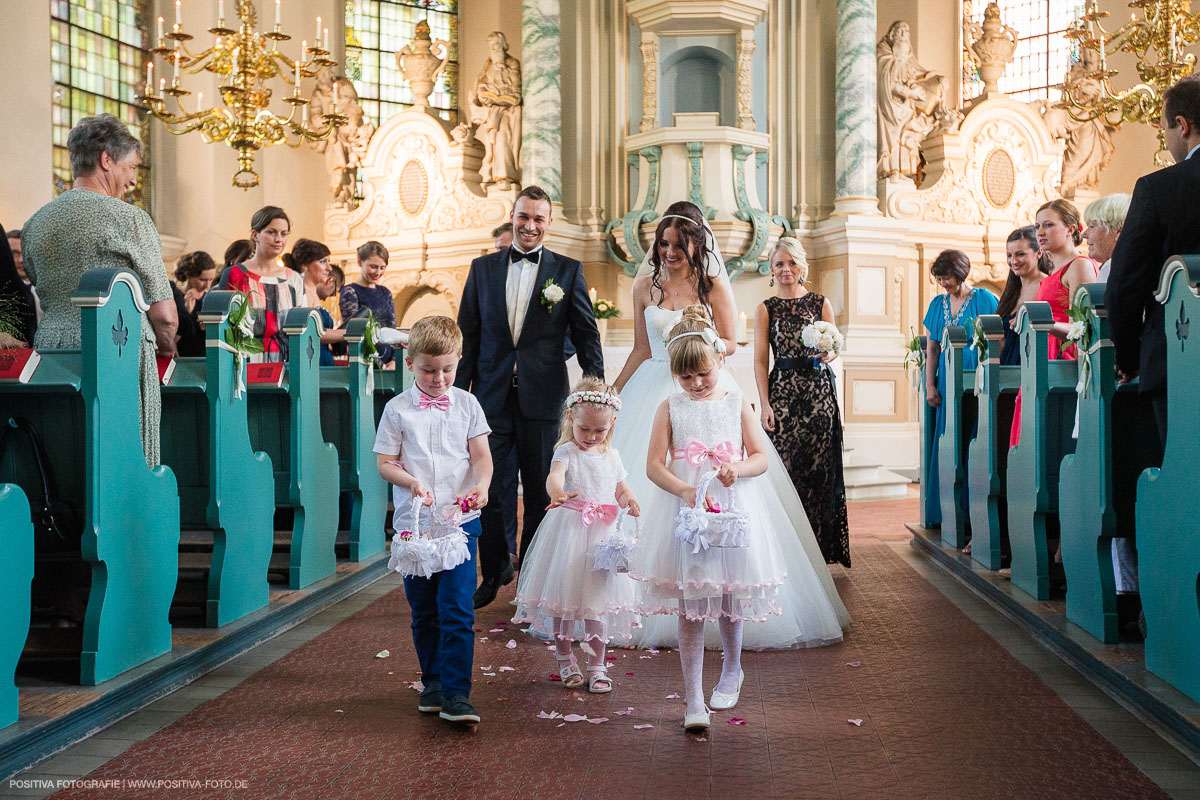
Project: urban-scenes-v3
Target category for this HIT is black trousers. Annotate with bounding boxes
[479,384,557,581]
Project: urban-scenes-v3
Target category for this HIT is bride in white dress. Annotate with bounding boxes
[612,202,851,649]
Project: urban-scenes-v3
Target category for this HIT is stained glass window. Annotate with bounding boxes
[345,0,459,126]
[51,0,152,211]
[962,0,1084,103]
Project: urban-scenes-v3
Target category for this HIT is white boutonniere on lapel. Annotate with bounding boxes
[540,279,565,312]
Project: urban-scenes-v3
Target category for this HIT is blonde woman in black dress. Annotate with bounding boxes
[753,237,851,567]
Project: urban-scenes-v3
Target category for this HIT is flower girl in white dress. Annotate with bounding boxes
[632,307,844,732]
[513,378,641,693]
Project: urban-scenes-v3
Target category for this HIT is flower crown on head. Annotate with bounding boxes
[666,327,727,354]
[566,389,622,412]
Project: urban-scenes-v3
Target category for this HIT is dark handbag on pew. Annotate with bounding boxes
[0,416,81,553]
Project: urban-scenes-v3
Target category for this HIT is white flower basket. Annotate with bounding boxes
[591,507,639,573]
[388,498,471,579]
[672,469,751,554]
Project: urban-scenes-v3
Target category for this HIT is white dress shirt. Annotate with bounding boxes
[373,385,492,530]
[505,248,542,344]
[1097,258,1111,282]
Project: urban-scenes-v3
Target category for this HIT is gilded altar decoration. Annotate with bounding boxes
[311,74,375,208]
[468,32,523,187]
[1065,0,1200,165]
[396,18,450,110]
[138,0,346,189]
[963,2,1018,98]
[877,21,962,182]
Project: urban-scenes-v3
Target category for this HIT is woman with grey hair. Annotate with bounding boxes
[21,113,177,467]
[1084,193,1132,281]
[753,237,851,567]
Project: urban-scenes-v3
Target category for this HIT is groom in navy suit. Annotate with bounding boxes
[456,185,605,608]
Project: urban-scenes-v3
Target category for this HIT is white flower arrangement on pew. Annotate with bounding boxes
[224,294,262,398]
[969,318,988,396]
[903,326,924,384]
[801,320,845,359]
[1065,299,1095,399]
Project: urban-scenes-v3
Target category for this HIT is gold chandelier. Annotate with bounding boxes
[1064,0,1200,165]
[138,0,346,188]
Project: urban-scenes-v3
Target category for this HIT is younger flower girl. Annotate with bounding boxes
[632,306,844,732]
[513,378,641,693]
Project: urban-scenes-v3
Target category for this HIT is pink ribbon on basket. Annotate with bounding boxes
[561,497,619,525]
[671,440,741,466]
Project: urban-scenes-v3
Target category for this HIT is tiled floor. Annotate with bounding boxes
[5,498,1198,799]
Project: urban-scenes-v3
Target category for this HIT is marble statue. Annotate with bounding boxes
[468,31,522,187]
[396,19,450,110]
[310,74,375,209]
[877,21,961,182]
[1039,49,1115,198]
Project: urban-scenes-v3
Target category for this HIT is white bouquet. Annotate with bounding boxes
[801,320,845,354]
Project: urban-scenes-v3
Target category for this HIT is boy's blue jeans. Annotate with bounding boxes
[403,518,480,700]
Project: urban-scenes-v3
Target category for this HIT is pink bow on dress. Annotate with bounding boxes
[418,393,450,411]
[671,440,741,466]
[561,497,619,525]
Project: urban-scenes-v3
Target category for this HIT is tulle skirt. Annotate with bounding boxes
[512,507,639,643]
[612,356,850,649]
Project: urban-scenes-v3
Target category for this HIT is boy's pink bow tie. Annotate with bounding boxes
[418,393,450,411]
[672,440,740,466]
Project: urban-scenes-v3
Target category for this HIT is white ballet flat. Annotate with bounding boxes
[709,670,744,710]
[683,707,711,733]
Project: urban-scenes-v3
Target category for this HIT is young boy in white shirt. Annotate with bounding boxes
[375,315,492,724]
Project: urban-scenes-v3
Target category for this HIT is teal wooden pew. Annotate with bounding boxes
[160,291,275,627]
[246,309,339,590]
[1135,255,1200,702]
[917,336,940,529]
[0,269,179,685]
[938,325,976,548]
[319,318,387,561]
[967,315,1021,570]
[0,484,32,727]
[1006,301,1077,601]
[1058,284,1160,643]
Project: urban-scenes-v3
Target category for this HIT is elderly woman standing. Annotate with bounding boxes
[22,114,176,467]
[753,237,851,567]
[1085,194,1132,281]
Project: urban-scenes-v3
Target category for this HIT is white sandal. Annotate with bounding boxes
[586,665,613,694]
[556,654,584,688]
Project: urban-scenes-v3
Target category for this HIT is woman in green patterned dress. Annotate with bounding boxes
[22,114,177,467]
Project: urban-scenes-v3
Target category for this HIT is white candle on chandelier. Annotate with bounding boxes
[294,59,300,86]
[173,52,180,82]
[315,16,322,45]
[146,61,153,92]
[218,0,224,23]
[159,77,166,98]
[196,90,203,111]
[175,0,181,27]
[332,79,339,108]
[275,0,281,26]
[157,16,164,41]
[323,27,329,48]
[301,38,307,55]
[302,103,308,124]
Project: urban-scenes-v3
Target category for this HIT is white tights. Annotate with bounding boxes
[553,618,607,668]
[677,599,744,715]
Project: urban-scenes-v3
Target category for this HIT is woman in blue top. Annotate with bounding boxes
[285,238,345,365]
[340,240,397,363]
[922,249,999,528]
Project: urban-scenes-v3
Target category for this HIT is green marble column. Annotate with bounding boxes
[522,0,562,202]
[834,0,878,212]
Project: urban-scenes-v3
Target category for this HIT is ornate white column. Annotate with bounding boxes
[736,29,755,130]
[639,31,659,133]
[833,0,879,214]
[522,0,563,202]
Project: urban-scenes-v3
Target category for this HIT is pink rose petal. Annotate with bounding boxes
[848,719,863,727]
[614,707,634,716]
[846,661,861,667]
[625,672,634,677]
[728,717,746,725]
[556,723,565,728]
[549,674,562,681]
[587,717,609,724]
[489,628,505,633]
[696,737,708,742]
[665,692,680,699]
[498,666,515,672]
[563,714,587,722]
[580,641,597,657]
[480,665,493,671]
[633,724,654,730]
[506,639,517,649]
[537,710,562,719]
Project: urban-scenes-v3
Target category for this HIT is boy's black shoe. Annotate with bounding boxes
[439,695,480,724]
[418,681,443,713]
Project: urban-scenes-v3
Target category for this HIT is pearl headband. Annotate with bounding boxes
[566,390,622,412]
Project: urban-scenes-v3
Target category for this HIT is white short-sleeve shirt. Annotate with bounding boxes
[373,385,491,529]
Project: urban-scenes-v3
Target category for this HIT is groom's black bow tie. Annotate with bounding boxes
[508,246,542,266]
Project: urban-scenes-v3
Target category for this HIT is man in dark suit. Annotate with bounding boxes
[457,185,605,608]
[1107,75,1200,449]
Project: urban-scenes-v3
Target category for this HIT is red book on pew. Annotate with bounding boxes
[0,348,40,383]
[156,356,176,386]
[246,362,285,387]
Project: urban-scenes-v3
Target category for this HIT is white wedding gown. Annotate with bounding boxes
[614,305,852,649]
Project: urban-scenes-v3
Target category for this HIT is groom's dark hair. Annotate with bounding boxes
[515,185,551,207]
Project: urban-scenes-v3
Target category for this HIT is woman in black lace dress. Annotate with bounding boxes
[753,237,850,567]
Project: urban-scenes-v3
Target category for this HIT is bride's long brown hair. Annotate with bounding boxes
[647,201,715,309]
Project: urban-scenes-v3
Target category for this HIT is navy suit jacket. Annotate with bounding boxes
[1106,152,1200,393]
[456,247,604,421]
